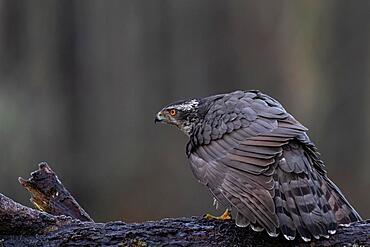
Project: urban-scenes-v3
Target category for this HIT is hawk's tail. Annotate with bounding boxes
[274,144,362,241]
[275,169,361,242]
[321,176,362,225]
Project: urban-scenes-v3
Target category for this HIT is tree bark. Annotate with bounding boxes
[0,192,73,236]
[0,163,369,247]
[18,162,93,222]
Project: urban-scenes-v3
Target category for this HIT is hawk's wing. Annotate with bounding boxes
[187,91,360,240]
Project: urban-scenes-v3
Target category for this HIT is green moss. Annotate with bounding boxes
[118,238,148,247]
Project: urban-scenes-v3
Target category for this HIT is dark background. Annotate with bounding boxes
[0,1,369,222]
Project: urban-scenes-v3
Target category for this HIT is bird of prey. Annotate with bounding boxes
[155,90,361,241]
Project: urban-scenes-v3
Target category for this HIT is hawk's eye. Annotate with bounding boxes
[169,109,177,116]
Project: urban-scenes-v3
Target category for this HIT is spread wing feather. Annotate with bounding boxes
[188,90,361,240]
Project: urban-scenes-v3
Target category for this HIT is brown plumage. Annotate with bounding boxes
[155,90,361,241]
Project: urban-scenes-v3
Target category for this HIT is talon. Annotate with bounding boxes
[204,209,232,220]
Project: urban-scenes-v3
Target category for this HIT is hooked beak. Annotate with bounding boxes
[154,111,165,124]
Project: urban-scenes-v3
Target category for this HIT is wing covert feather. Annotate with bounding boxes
[187,90,360,240]
[188,91,304,235]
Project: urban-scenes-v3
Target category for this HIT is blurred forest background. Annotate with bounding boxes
[0,1,369,222]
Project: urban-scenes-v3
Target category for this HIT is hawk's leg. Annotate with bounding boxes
[204,208,232,220]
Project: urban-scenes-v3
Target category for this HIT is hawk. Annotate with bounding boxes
[155,90,361,241]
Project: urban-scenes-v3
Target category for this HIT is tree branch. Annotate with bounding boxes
[18,162,93,222]
[0,193,73,236]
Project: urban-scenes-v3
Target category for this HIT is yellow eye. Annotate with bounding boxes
[169,109,177,116]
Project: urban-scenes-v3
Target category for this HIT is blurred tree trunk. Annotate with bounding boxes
[0,0,368,221]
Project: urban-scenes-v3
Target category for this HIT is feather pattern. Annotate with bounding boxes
[184,90,362,240]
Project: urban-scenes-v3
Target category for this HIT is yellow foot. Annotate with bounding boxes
[204,209,232,220]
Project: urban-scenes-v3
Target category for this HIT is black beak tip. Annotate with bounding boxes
[154,116,162,124]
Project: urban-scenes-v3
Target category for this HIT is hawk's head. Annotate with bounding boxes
[155,99,204,136]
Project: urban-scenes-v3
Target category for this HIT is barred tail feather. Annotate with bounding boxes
[274,177,296,240]
[321,177,362,224]
[275,169,314,241]
[274,143,362,241]
[303,140,362,225]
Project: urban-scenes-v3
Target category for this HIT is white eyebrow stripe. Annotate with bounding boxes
[172,99,199,111]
